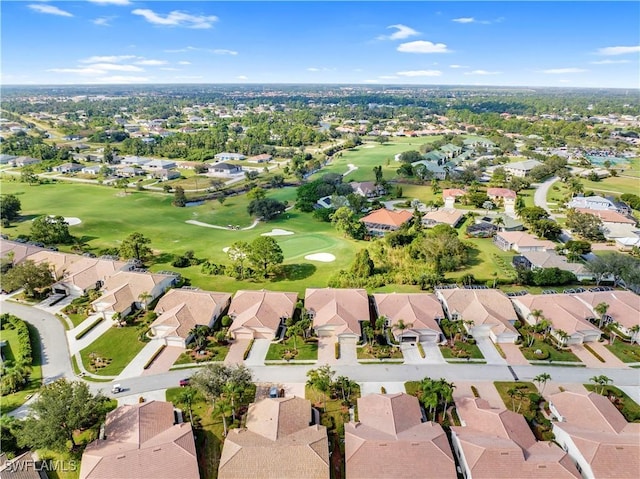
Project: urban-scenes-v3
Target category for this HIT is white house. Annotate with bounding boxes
[214,152,245,162]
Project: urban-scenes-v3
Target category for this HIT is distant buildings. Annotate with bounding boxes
[502,159,542,178]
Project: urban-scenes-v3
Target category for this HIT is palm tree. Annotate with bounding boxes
[594,302,610,329]
[223,381,245,422]
[507,387,519,412]
[590,375,612,395]
[530,309,544,326]
[438,378,456,421]
[554,329,569,347]
[392,319,413,342]
[177,387,196,425]
[363,324,375,346]
[189,325,210,351]
[287,321,305,352]
[533,373,552,395]
[606,321,620,345]
[138,291,152,311]
[213,396,233,437]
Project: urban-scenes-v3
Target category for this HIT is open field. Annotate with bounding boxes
[310,137,443,183]
[0,181,362,294]
[580,175,640,197]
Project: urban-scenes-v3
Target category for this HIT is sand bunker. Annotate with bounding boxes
[222,247,230,253]
[261,229,295,236]
[304,253,336,262]
[45,215,81,226]
[361,144,376,149]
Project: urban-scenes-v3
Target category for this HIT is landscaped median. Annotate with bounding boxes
[74,316,105,340]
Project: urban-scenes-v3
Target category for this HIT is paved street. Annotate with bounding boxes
[533,176,559,214]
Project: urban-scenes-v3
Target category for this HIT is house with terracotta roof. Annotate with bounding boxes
[345,393,456,479]
[372,293,445,343]
[218,397,329,479]
[573,290,640,341]
[227,290,298,340]
[359,208,413,236]
[306,288,369,344]
[91,271,176,317]
[442,188,466,208]
[575,208,636,225]
[80,401,199,479]
[548,391,640,479]
[436,288,519,343]
[511,294,601,344]
[451,397,580,479]
[422,208,465,228]
[493,231,555,253]
[487,188,517,200]
[149,289,232,347]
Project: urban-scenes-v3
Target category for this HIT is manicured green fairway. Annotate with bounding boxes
[0,180,360,294]
[581,176,640,197]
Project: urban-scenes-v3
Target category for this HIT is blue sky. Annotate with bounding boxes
[2,1,639,88]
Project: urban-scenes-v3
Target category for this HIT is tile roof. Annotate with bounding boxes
[437,289,518,335]
[306,288,369,336]
[442,188,466,199]
[345,393,456,479]
[373,293,444,337]
[228,290,298,335]
[575,208,636,224]
[80,401,199,479]
[487,188,517,199]
[0,451,43,479]
[151,289,231,339]
[572,290,640,330]
[495,231,555,249]
[512,294,599,336]
[549,391,640,478]
[92,271,174,314]
[451,397,580,479]
[422,208,465,226]
[359,209,413,227]
[219,397,329,479]
[519,251,589,276]
[0,239,45,265]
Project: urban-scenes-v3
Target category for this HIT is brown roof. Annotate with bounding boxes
[219,397,329,479]
[512,294,599,336]
[549,391,640,478]
[0,452,44,479]
[80,401,199,479]
[437,289,518,335]
[306,288,369,336]
[345,393,456,479]
[442,188,466,199]
[26,250,82,279]
[359,209,413,227]
[0,239,45,265]
[451,397,580,479]
[373,293,444,336]
[228,290,298,335]
[422,208,465,226]
[575,208,636,224]
[573,290,640,331]
[151,289,231,339]
[495,231,555,249]
[488,188,517,199]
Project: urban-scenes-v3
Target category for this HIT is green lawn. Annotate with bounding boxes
[460,229,518,283]
[0,181,361,295]
[397,183,441,204]
[265,336,318,360]
[357,344,404,360]
[605,341,640,363]
[174,344,231,364]
[0,323,43,415]
[67,313,89,328]
[580,176,640,197]
[618,157,640,178]
[519,337,582,362]
[439,341,484,359]
[79,325,146,376]
[494,381,537,412]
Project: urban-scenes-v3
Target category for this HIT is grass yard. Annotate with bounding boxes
[494,381,537,413]
[619,157,640,178]
[397,183,441,204]
[583,384,640,422]
[174,344,231,364]
[79,325,146,376]
[519,337,582,362]
[0,323,43,415]
[310,137,444,183]
[605,341,640,363]
[439,341,484,360]
[265,336,318,361]
[357,344,404,360]
[461,230,517,283]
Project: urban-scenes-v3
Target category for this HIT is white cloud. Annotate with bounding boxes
[541,68,587,74]
[396,70,442,77]
[237,75,248,80]
[79,55,136,64]
[397,41,450,54]
[160,67,179,71]
[28,4,73,17]
[86,63,144,72]
[48,67,106,76]
[464,70,502,75]
[453,17,475,23]
[178,61,191,65]
[164,46,198,53]
[212,49,238,55]
[92,17,115,26]
[596,46,640,56]
[175,75,204,80]
[307,67,320,72]
[449,64,469,69]
[558,79,571,83]
[590,59,631,65]
[88,0,130,5]
[379,24,420,40]
[135,59,168,66]
[132,9,218,29]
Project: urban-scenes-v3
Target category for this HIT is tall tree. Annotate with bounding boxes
[19,379,109,452]
[533,373,552,394]
[1,260,54,298]
[350,249,374,278]
[119,232,153,262]
[173,186,187,207]
[30,215,74,244]
[594,302,610,329]
[0,194,21,225]
[248,236,283,278]
[227,241,251,280]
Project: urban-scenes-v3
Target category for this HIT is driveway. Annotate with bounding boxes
[318,336,338,365]
[422,342,446,364]
[224,339,251,365]
[499,343,530,366]
[116,339,165,380]
[571,342,627,369]
[359,381,407,396]
[454,381,505,408]
[475,337,507,365]
[400,343,423,364]
[142,346,185,375]
[244,338,270,366]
